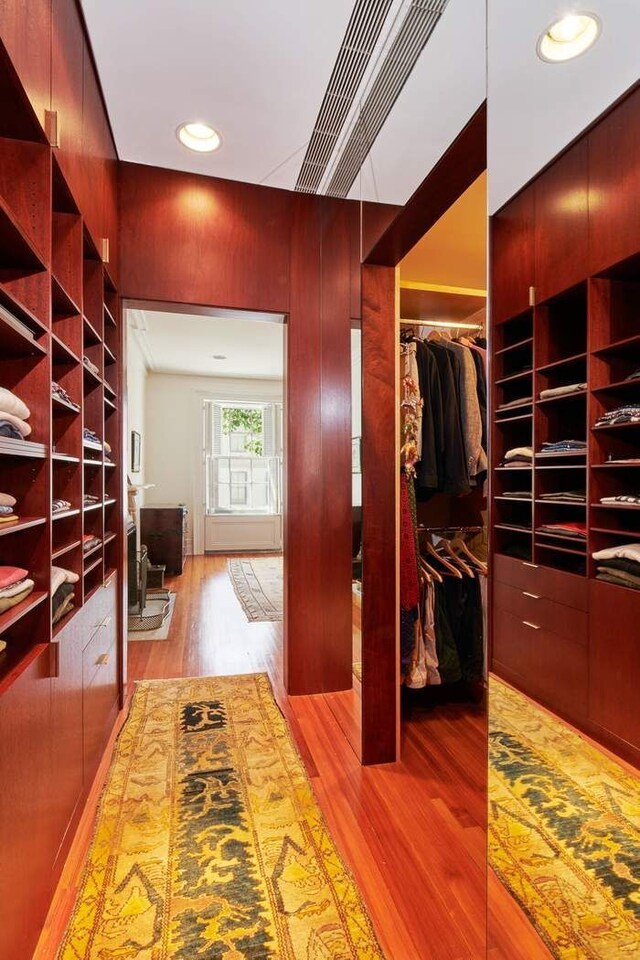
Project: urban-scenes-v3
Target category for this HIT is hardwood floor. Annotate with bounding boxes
[34,555,549,959]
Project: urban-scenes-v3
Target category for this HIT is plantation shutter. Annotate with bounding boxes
[262,404,276,457]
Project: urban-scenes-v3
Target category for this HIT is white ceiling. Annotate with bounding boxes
[489,0,640,213]
[80,0,486,205]
[129,308,284,380]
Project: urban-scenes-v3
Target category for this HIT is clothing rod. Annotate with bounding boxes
[399,318,482,330]
[417,525,482,533]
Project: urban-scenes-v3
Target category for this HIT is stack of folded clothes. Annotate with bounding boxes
[538,440,587,455]
[83,355,100,377]
[52,381,80,411]
[539,490,587,502]
[0,566,34,612]
[536,521,587,541]
[599,495,640,505]
[83,533,102,555]
[83,494,101,507]
[625,367,640,382]
[501,490,532,499]
[496,395,533,413]
[594,405,640,427]
[0,386,32,441]
[52,498,72,515]
[52,565,79,624]
[593,543,640,590]
[498,446,533,468]
[539,383,587,400]
[0,492,18,524]
[83,426,101,446]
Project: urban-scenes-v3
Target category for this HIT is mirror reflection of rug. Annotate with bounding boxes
[490,678,640,959]
[57,673,385,960]
[228,556,283,621]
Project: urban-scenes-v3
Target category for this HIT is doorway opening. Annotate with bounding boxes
[124,303,286,641]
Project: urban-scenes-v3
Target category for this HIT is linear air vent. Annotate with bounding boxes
[325,0,449,198]
[294,0,395,194]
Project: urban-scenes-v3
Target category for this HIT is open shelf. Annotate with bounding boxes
[0,517,46,538]
[495,336,533,357]
[52,452,80,463]
[52,508,80,521]
[536,390,587,406]
[0,195,48,270]
[0,590,48,638]
[52,393,80,416]
[83,556,103,576]
[51,332,80,365]
[52,539,82,560]
[0,438,47,459]
[537,352,587,375]
[592,333,640,358]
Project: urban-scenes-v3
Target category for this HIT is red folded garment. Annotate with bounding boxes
[0,565,29,588]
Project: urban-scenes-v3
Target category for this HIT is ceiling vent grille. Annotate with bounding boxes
[294,0,394,194]
[325,0,449,198]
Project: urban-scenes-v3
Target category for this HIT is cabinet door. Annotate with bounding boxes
[0,0,51,129]
[51,613,84,862]
[589,85,640,274]
[83,600,118,785]
[51,0,84,196]
[534,138,589,302]
[589,579,640,750]
[491,185,535,323]
[0,648,54,960]
[79,38,106,247]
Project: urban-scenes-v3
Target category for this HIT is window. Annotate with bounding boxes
[204,400,282,516]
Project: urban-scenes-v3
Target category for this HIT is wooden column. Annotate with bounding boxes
[361,263,399,764]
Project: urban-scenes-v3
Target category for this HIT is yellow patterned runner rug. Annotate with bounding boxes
[489,678,640,959]
[58,673,384,959]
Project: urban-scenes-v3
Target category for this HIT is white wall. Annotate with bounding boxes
[126,327,148,503]
[489,0,640,212]
[144,373,283,554]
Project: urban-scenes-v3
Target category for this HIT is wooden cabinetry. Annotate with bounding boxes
[141,505,188,575]
[490,185,535,324]
[490,81,640,768]
[0,40,124,956]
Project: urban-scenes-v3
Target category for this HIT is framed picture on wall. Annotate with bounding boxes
[352,437,361,474]
[131,430,141,473]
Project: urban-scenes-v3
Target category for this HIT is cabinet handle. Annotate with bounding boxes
[96,653,110,666]
[522,562,538,569]
[522,620,541,631]
[522,591,540,600]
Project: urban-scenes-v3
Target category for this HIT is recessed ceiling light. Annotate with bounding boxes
[537,13,600,62]
[212,354,227,360]
[177,121,221,153]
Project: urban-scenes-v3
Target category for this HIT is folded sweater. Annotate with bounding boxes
[0,566,29,589]
[593,542,640,564]
[0,387,29,420]
[0,410,31,437]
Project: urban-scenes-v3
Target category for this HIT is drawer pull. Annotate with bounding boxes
[522,620,541,631]
[523,562,538,569]
[96,653,110,666]
[522,591,540,600]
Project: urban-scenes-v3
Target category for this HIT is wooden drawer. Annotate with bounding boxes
[494,553,588,610]
[82,616,117,784]
[493,608,588,719]
[83,574,117,647]
[494,581,587,644]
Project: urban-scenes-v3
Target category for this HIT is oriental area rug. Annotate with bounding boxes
[228,556,283,622]
[489,677,640,959]
[57,673,384,960]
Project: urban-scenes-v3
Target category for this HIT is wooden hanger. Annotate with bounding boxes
[419,555,443,584]
[450,536,488,576]
[422,541,462,578]
[437,539,475,577]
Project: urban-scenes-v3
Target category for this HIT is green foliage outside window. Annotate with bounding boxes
[222,407,263,456]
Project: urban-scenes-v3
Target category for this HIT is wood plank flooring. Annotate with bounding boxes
[34,555,550,959]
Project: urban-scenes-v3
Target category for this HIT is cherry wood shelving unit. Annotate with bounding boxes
[0,136,122,684]
[490,82,640,769]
